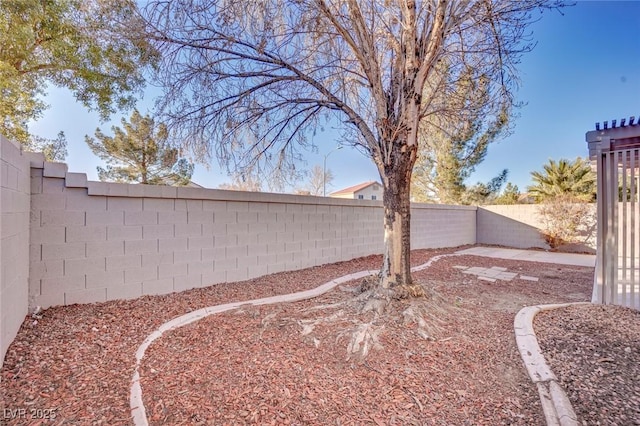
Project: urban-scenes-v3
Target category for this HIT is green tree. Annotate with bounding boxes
[86,110,194,186]
[0,0,156,143]
[23,131,68,162]
[459,170,509,205]
[527,158,596,202]
[411,63,510,204]
[493,182,521,205]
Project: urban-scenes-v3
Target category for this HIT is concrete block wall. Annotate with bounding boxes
[28,166,477,310]
[477,205,549,249]
[1,136,32,363]
[2,137,609,366]
[477,204,597,251]
[412,203,476,248]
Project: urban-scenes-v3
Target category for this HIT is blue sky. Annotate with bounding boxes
[29,1,640,194]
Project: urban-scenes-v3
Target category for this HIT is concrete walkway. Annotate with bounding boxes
[456,246,596,268]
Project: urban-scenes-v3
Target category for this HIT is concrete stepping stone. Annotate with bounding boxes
[520,275,539,282]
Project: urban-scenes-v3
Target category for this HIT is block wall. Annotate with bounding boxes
[412,203,476,249]
[29,165,477,309]
[477,205,549,249]
[1,136,32,363]
[477,204,596,251]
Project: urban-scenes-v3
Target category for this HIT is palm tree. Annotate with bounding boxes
[527,158,596,203]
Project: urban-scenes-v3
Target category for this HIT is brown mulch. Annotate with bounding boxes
[0,246,602,425]
[535,304,640,426]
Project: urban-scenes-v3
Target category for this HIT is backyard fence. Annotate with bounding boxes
[2,135,482,363]
[0,133,598,364]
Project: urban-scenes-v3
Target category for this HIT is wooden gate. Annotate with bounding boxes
[587,117,640,309]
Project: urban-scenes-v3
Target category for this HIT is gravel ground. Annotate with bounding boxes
[0,246,613,425]
[535,304,640,425]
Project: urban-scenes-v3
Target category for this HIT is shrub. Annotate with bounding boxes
[538,195,595,249]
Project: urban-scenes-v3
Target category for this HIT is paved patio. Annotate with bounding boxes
[456,246,596,268]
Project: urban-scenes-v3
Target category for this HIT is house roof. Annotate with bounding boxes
[184,180,204,188]
[330,181,380,196]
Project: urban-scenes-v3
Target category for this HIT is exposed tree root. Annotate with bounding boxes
[301,301,347,313]
[343,322,384,361]
[362,296,388,316]
[402,299,449,341]
[298,310,346,336]
[358,276,428,300]
[255,275,462,362]
[394,283,428,299]
[358,275,379,293]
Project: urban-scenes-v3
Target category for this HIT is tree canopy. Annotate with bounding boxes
[411,62,510,204]
[23,131,68,162]
[86,110,194,186]
[527,158,596,202]
[143,0,566,294]
[493,182,521,205]
[0,0,156,143]
[459,169,509,205]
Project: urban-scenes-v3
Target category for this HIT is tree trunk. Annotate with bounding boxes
[375,140,418,297]
[380,173,413,290]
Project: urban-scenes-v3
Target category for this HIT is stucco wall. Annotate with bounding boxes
[1,136,32,363]
[28,163,476,310]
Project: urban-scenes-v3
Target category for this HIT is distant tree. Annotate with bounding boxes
[264,166,304,193]
[218,172,263,192]
[144,0,566,298]
[304,165,335,196]
[528,158,596,203]
[493,182,521,205]
[411,63,510,204]
[219,164,301,193]
[460,170,509,205]
[0,0,156,143]
[85,110,194,185]
[23,131,68,162]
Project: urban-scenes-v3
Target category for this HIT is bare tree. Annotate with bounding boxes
[143,0,564,300]
[305,165,335,196]
[219,165,303,193]
[218,172,263,192]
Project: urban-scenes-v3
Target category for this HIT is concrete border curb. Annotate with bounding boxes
[514,302,590,426]
[129,253,462,425]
